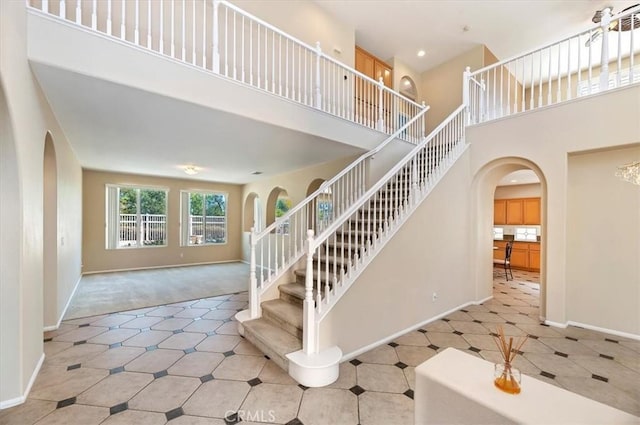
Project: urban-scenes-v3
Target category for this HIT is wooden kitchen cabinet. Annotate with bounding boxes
[529,243,540,271]
[494,197,541,225]
[506,199,524,224]
[494,200,507,225]
[523,198,541,225]
[355,47,393,125]
[493,241,507,260]
[493,241,540,272]
[510,242,529,269]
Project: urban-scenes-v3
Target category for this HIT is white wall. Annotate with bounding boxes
[494,183,541,199]
[566,146,640,335]
[0,0,83,407]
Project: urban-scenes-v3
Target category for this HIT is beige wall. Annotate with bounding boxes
[1,0,83,406]
[566,146,640,335]
[494,183,542,199]
[83,170,243,273]
[421,45,485,132]
[389,57,423,102]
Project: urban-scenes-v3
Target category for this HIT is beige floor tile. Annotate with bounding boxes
[578,339,640,359]
[427,332,469,349]
[182,379,250,418]
[101,409,167,425]
[183,319,224,334]
[616,354,640,374]
[158,332,206,350]
[125,349,184,373]
[258,360,297,385]
[120,307,157,316]
[76,371,153,407]
[515,323,564,338]
[33,404,109,425]
[298,388,358,425]
[357,363,408,393]
[479,350,541,376]
[146,306,185,317]
[44,324,78,339]
[240,383,302,424]
[202,309,236,320]
[121,330,173,348]
[537,337,599,356]
[169,416,226,425]
[167,300,199,308]
[326,362,356,390]
[52,326,109,343]
[30,367,108,402]
[620,340,640,354]
[448,320,489,335]
[479,304,519,314]
[191,299,224,309]
[444,311,474,322]
[83,346,146,370]
[213,355,267,381]
[394,331,429,347]
[357,344,399,365]
[90,314,136,328]
[128,375,200,413]
[63,315,109,325]
[214,322,240,336]
[497,313,540,324]
[555,376,640,417]
[151,318,193,331]
[484,322,527,336]
[463,304,490,313]
[233,339,263,356]
[468,311,508,323]
[217,301,246,310]
[119,316,163,329]
[524,353,592,378]
[0,399,56,425]
[44,342,73,357]
[422,320,454,333]
[174,308,210,319]
[168,352,225,377]
[395,345,436,367]
[229,293,249,302]
[195,335,242,353]
[87,328,140,345]
[358,392,413,425]
[403,366,415,390]
[45,343,109,366]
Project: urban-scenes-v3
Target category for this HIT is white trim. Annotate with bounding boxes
[567,321,640,342]
[341,296,487,362]
[0,353,45,410]
[544,320,568,329]
[43,275,82,331]
[81,259,244,275]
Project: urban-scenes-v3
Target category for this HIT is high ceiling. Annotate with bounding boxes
[314,0,633,72]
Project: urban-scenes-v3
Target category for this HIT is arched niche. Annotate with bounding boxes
[243,192,261,232]
[399,75,418,101]
[266,187,289,227]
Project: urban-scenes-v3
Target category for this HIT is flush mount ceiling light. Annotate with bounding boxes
[615,161,640,185]
[184,165,198,175]
[417,50,426,57]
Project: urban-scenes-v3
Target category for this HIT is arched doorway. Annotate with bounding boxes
[43,132,58,328]
[471,157,547,321]
[243,192,261,232]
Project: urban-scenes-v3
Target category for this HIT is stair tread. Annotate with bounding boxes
[261,299,303,329]
[279,282,306,300]
[243,318,302,357]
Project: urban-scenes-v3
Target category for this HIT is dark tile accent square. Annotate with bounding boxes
[387,342,399,348]
[73,340,87,346]
[183,348,196,354]
[540,371,556,379]
[442,318,450,322]
[153,370,168,379]
[141,327,151,332]
[109,366,125,375]
[428,344,440,351]
[200,374,214,383]
[136,314,145,318]
[460,309,469,313]
[109,326,120,330]
[350,359,363,366]
[503,304,511,307]
[592,374,609,383]
[109,343,122,349]
[79,323,90,328]
[193,317,201,321]
[298,384,309,391]
[489,311,498,315]
[67,363,81,371]
[264,355,271,360]
[605,338,619,344]
[540,323,549,327]
[349,385,365,396]
[599,354,614,360]
[165,407,184,421]
[453,331,463,336]
[417,328,427,334]
[554,351,568,358]
[173,329,184,334]
[248,378,262,387]
[403,389,414,399]
[516,350,524,355]
[473,320,483,324]
[565,336,578,342]
[164,316,174,319]
[56,397,76,409]
[394,362,408,370]
[505,321,516,326]
[223,350,235,357]
[109,402,128,415]
[468,346,481,353]
[206,331,216,336]
[146,345,158,351]
[285,419,304,425]
[528,334,539,340]
[44,338,53,343]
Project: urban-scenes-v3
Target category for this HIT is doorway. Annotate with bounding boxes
[43,132,58,328]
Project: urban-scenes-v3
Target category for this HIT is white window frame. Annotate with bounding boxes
[514,227,538,242]
[181,190,228,246]
[105,184,169,250]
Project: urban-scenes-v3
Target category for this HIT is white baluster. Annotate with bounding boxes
[120,0,126,40]
[377,77,384,131]
[91,0,97,29]
[314,42,322,109]
[147,0,152,48]
[202,0,207,68]
[556,42,562,102]
[159,0,164,53]
[249,228,259,318]
[75,0,81,24]
[538,50,543,107]
[566,39,572,100]
[212,0,219,73]
[182,0,186,60]
[192,0,196,65]
[599,7,611,91]
[134,0,139,44]
[42,0,49,13]
[171,0,175,57]
[59,0,65,19]
[630,12,635,84]
[107,0,112,35]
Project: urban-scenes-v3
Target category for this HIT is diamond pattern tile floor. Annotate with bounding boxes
[2,272,639,424]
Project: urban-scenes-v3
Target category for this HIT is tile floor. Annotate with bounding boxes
[1,271,639,424]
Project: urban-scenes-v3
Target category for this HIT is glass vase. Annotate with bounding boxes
[494,362,521,394]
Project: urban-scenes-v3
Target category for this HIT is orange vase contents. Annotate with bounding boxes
[494,363,521,394]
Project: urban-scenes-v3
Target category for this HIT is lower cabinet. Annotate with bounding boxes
[492,241,540,272]
[510,243,530,269]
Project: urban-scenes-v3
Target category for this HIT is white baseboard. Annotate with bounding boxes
[567,320,640,341]
[43,274,83,332]
[82,259,244,275]
[0,353,45,410]
[544,319,568,329]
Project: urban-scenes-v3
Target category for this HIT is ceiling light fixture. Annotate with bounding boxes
[184,165,198,175]
[417,50,426,57]
[510,179,518,183]
[615,161,640,185]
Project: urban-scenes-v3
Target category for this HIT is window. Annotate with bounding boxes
[515,227,538,242]
[493,227,504,240]
[275,195,291,234]
[181,191,227,245]
[577,65,640,97]
[106,185,168,249]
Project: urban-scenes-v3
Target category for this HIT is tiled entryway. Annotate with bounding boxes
[1,272,639,424]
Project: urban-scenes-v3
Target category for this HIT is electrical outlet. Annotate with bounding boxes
[432,292,438,302]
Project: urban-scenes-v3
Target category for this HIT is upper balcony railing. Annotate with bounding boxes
[464,5,640,125]
[28,0,426,142]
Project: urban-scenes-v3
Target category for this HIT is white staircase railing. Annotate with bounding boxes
[248,105,429,319]
[302,105,467,354]
[28,0,426,142]
[464,5,640,125]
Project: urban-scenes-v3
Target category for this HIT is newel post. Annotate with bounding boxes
[376,77,385,131]
[462,66,471,125]
[249,227,259,318]
[303,229,317,354]
[212,0,221,73]
[314,42,322,109]
[599,7,612,91]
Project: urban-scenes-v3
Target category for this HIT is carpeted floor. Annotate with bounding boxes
[64,262,249,320]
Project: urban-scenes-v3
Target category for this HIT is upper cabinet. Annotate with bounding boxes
[494,197,541,225]
[355,47,392,87]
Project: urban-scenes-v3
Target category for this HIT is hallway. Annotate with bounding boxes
[2,271,638,424]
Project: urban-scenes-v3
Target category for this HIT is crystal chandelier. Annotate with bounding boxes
[615,161,640,185]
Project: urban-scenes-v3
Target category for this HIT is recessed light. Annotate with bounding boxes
[184,166,198,175]
[417,50,426,57]
[510,179,518,183]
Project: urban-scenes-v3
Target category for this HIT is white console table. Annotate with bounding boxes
[414,347,639,425]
